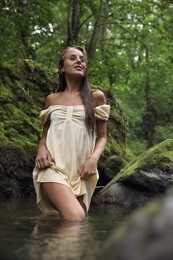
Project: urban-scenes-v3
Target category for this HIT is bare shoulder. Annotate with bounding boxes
[92,89,106,107]
[44,93,60,108]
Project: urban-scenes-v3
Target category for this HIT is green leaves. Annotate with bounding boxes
[1,0,173,153]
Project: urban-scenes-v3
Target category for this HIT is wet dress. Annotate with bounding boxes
[33,104,110,213]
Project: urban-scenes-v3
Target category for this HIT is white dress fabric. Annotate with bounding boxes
[33,104,110,213]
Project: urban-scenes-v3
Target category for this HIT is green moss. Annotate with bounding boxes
[0,141,36,198]
[105,155,128,180]
[0,59,59,147]
[104,89,133,166]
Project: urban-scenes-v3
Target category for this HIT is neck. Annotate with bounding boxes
[65,77,81,93]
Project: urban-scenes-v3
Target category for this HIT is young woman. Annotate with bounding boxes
[33,46,110,221]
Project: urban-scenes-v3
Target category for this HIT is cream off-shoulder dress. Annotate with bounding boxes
[33,104,110,213]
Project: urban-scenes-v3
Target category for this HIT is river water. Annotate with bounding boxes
[0,198,130,260]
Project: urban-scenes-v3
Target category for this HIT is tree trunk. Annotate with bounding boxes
[87,0,106,59]
[142,46,157,147]
[66,0,108,59]
[67,0,80,45]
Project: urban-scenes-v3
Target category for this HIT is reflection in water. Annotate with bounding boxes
[19,215,97,260]
[0,199,130,260]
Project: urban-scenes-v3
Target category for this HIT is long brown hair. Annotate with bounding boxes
[57,46,95,136]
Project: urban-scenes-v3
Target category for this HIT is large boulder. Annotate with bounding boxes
[94,139,173,207]
[97,89,134,186]
[0,142,35,198]
[0,59,58,146]
[0,59,58,198]
[98,186,173,260]
[0,59,133,198]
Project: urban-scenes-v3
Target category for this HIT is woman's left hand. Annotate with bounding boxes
[77,156,98,180]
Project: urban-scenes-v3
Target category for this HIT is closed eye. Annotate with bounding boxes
[70,55,85,63]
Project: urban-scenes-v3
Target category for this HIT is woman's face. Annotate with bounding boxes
[61,48,87,79]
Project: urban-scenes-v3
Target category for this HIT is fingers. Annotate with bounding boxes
[35,154,53,169]
[81,172,96,180]
[78,159,97,180]
[78,169,96,180]
[77,165,83,176]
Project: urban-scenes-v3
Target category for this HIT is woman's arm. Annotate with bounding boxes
[35,95,54,169]
[91,89,107,158]
[89,119,107,161]
[78,90,108,180]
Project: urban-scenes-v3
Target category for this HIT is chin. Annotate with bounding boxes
[73,71,85,78]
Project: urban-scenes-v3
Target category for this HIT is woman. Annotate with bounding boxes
[33,46,110,221]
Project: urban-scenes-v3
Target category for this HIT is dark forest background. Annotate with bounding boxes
[1,0,173,155]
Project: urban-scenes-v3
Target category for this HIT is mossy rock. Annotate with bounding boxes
[97,89,134,185]
[0,59,59,147]
[106,89,129,151]
[105,155,127,180]
[116,138,173,192]
[94,139,173,207]
[98,186,173,260]
[0,59,134,197]
[0,141,36,198]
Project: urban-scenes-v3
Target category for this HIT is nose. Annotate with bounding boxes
[76,57,81,63]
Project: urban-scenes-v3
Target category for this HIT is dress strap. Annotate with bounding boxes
[94,104,110,121]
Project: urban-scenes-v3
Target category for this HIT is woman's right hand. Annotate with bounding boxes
[35,145,54,169]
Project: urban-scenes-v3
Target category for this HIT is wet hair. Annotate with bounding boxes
[57,46,95,136]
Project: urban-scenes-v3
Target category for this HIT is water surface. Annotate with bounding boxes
[0,199,130,260]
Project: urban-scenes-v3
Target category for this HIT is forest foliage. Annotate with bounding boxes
[1,0,173,155]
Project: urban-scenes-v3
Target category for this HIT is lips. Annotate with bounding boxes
[74,65,83,70]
